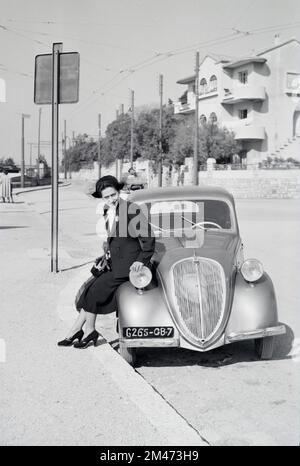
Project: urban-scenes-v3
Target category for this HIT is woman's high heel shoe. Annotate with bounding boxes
[57,330,84,346]
[73,330,99,349]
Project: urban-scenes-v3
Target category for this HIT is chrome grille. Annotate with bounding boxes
[172,257,226,344]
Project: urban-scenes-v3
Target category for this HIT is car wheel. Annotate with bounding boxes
[119,342,136,366]
[255,336,274,360]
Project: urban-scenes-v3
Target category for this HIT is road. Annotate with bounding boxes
[2,181,299,446]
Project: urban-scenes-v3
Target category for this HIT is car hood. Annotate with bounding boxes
[153,231,239,277]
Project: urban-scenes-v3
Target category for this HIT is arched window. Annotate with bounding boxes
[209,112,217,123]
[200,78,207,95]
[200,114,207,125]
[209,75,217,92]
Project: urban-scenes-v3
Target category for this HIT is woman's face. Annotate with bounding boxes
[101,186,119,207]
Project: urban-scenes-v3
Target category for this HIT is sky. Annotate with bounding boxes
[0,0,300,165]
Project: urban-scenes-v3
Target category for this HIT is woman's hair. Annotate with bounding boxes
[92,175,124,198]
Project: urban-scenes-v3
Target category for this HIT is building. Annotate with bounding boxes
[174,38,300,165]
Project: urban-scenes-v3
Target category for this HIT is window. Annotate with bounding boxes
[209,75,217,92]
[286,73,300,92]
[239,109,248,119]
[238,70,248,84]
[209,112,217,123]
[200,114,207,124]
[200,78,207,95]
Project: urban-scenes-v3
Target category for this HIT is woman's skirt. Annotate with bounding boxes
[75,270,128,315]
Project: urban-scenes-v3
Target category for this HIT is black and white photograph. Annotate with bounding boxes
[0,0,299,449]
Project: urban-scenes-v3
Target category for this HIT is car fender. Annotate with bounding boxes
[225,271,279,337]
[116,282,178,331]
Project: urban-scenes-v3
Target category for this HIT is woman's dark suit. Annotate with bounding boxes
[76,198,155,315]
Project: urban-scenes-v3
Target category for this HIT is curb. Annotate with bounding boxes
[15,182,72,196]
[56,264,208,446]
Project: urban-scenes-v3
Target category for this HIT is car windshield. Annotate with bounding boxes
[138,199,232,237]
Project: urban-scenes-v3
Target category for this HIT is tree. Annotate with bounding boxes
[0,156,16,166]
[199,122,241,164]
[169,118,241,169]
[135,103,177,170]
[63,134,98,172]
[103,114,132,165]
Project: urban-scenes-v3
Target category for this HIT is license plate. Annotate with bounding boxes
[123,327,174,339]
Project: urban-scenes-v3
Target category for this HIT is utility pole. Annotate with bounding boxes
[130,89,134,169]
[120,103,124,116]
[158,74,163,187]
[63,119,67,179]
[27,142,34,168]
[98,114,101,178]
[37,107,42,183]
[70,131,75,179]
[21,113,31,188]
[51,42,62,273]
[193,52,200,186]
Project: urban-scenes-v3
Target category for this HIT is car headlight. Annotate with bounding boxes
[129,266,152,292]
[240,259,264,283]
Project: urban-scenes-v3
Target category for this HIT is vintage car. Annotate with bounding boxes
[116,186,286,366]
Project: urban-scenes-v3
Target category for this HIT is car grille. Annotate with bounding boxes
[172,257,226,345]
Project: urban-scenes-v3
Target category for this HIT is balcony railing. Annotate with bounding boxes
[222,85,266,104]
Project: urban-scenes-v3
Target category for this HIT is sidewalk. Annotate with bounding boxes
[0,188,207,446]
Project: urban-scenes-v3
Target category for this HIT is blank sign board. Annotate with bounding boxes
[34,52,80,104]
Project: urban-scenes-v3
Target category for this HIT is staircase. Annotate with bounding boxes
[271,134,300,160]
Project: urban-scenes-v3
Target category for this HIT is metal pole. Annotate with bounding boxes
[29,143,32,168]
[21,113,30,188]
[21,115,25,188]
[98,114,101,178]
[130,89,134,169]
[51,42,62,273]
[63,120,67,179]
[158,74,163,187]
[193,52,200,186]
[37,107,41,183]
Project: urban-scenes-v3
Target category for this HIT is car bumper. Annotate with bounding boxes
[119,337,180,348]
[225,324,286,343]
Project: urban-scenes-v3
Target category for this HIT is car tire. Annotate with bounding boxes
[119,342,136,366]
[254,336,274,360]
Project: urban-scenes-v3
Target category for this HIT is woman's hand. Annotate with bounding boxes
[130,261,144,273]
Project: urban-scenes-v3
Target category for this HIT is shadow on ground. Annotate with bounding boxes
[60,260,94,272]
[0,226,29,230]
[132,323,294,368]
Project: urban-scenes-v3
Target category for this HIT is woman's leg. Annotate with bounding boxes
[65,309,86,338]
[84,311,97,337]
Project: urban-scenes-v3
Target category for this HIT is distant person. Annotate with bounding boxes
[0,168,13,203]
[180,170,185,186]
[127,167,137,181]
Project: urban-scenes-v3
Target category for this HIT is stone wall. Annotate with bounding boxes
[196,169,300,199]
[61,158,300,199]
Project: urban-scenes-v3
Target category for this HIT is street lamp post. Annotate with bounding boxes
[21,113,31,188]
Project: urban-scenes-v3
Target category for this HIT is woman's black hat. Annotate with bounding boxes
[92,175,124,198]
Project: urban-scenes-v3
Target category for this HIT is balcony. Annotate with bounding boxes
[174,98,195,114]
[222,85,266,104]
[223,120,265,140]
[234,125,265,140]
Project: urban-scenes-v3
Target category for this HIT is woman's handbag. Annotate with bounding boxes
[90,250,112,277]
[75,250,112,311]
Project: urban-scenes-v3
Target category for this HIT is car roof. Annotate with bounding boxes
[129,185,235,204]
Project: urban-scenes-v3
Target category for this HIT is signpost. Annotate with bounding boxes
[34,43,79,272]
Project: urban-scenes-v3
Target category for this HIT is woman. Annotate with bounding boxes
[58,175,155,349]
[0,168,13,203]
